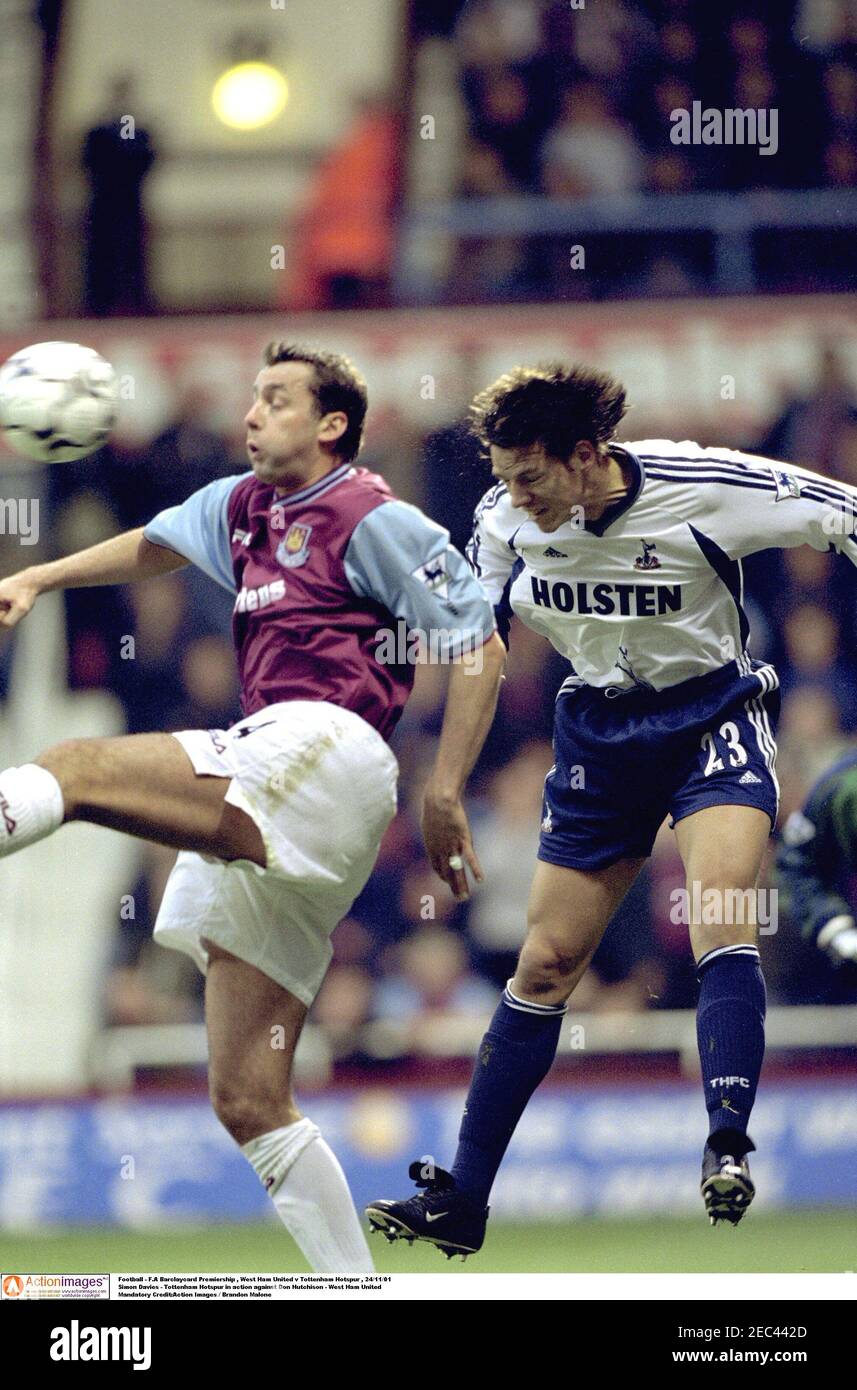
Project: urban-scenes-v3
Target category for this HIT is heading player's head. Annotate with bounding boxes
[470,363,629,531]
[245,342,369,489]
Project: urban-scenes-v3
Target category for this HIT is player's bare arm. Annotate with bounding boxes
[0,527,189,629]
[422,631,506,900]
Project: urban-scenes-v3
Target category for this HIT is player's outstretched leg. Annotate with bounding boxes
[675,805,771,1227]
[0,735,266,864]
[205,941,374,1273]
[367,857,643,1259]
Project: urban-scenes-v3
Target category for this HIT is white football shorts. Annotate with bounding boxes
[152,700,398,1006]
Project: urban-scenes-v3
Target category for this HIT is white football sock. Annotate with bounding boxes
[241,1118,374,1273]
[0,764,65,857]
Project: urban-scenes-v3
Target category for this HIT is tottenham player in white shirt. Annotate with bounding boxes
[369,361,857,1255]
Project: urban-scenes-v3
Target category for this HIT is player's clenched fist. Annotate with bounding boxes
[0,571,41,628]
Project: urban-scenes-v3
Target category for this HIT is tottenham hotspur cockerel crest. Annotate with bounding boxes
[634,539,661,571]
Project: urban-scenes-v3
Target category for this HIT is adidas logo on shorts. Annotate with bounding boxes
[738,770,762,784]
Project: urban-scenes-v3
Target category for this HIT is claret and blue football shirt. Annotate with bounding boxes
[144,463,496,739]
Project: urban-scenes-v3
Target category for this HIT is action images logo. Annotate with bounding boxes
[2,1273,110,1300]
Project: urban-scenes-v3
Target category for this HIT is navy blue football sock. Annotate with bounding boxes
[451,982,566,1206]
[696,944,766,1157]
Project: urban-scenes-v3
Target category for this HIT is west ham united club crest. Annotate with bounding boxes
[276,522,313,568]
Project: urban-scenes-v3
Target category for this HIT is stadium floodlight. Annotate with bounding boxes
[211,61,288,131]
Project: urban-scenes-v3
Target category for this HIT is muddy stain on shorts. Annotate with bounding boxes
[265,722,344,798]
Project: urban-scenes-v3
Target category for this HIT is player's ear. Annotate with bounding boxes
[318,410,348,446]
[572,439,598,470]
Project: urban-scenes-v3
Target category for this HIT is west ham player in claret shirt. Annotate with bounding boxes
[0,343,506,1273]
[367,362,857,1259]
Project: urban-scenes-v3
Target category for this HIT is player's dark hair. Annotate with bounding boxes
[262,341,368,462]
[469,362,628,460]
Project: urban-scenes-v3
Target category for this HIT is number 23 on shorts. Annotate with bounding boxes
[700,721,748,776]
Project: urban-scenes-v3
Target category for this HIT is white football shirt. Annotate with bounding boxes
[467,439,857,692]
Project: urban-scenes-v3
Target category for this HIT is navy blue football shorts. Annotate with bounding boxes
[539,657,780,872]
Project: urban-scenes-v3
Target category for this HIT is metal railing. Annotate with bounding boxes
[90,1004,857,1090]
[396,187,857,298]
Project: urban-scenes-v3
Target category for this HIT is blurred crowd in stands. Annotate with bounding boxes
[0,340,853,1054]
[292,0,857,308]
[71,0,857,315]
[412,0,857,302]
[430,0,857,197]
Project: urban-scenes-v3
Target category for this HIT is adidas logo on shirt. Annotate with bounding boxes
[739,771,762,784]
[543,547,568,558]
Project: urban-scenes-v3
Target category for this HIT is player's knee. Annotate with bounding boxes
[516,930,587,996]
[35,738,102,815]
[209,1077,300,1145]
[209,1085,262,1143]
[688,881,760,956]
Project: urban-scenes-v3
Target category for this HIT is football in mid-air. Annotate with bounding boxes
[0,340,117,463]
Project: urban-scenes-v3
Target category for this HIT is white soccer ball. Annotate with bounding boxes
[0,340,118,463]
